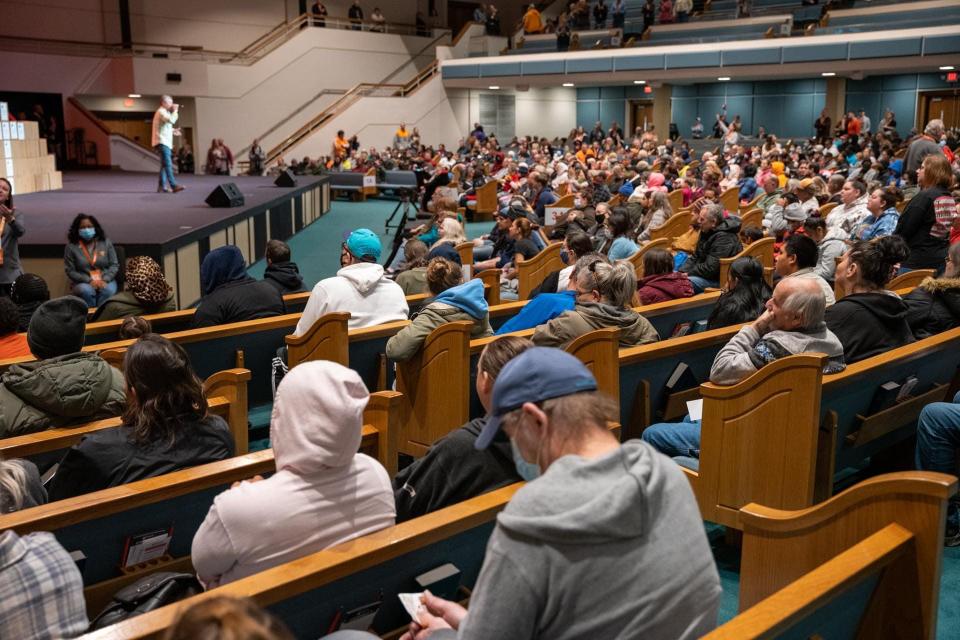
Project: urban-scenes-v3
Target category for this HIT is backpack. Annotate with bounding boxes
[88,571,202,631]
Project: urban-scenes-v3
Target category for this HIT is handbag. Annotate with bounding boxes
[88,571,203,631]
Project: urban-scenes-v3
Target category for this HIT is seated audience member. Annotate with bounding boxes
[636,190,673,244]
[193,245,285,328]
[295,229,408,334]
[529,230,594,296]
[894,154,958,272]
[795,178,820,216]
[191,361,395,588]
[474,207,520,272]
[397,348,721,639]
[679,205,743,293]
[263,239,306,294]
[430,218,468,252]
[636,248,694,305]
[855,186,901,241]
[0,297,30,359]
[763,193,801,237]
[499,217,540,300]
[604,208,639,260]
[805,216,846,283]
[739,225,764,246]
[825,235,915,363]
[533,257,659,348]
[92,256,176,321]
[165,596,294,640]
[10,273,49,332]
[826,179,870,238]
[47,335,234,501]
[914,391,960,546]
[394,239,430,296]
[393,336,531,521]
[386,258,493,361]
[64,213,120,308]
[643,278,844,460]
[903,242,960,339]
[118,315,152,339]
[775,234,836,306]
[706,257,772,330]
[0,460,88,638]
[0,297,125,438]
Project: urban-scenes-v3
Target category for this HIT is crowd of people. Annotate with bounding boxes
[1,99,960,638]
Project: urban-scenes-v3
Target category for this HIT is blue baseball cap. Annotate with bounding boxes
[345,228,382,261]
[475,347,598,450]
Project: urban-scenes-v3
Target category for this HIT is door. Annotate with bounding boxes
[926,95,960,130]
[630,101,655,134]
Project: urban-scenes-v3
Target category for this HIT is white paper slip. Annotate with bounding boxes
[398,592,426,622]
[686,398,704,422]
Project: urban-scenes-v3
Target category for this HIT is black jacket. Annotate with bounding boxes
[392,417,520,522]
[902,276,960,340]
[894,186,954,269]
[825,291,915,363]
[263,261,306,294]
[680,217,743,282]
[192,277,286,328]
[46,415,234,501]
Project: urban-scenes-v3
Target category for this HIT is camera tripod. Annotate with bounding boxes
[383,189,420,268]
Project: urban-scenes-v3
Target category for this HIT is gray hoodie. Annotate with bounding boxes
[531,302,660,349]
[453,440,721,640]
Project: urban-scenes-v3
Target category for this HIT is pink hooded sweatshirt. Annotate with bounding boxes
[191,361,395,588]
[644,172,668,194]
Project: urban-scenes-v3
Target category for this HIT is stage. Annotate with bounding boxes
[17,171,330,307]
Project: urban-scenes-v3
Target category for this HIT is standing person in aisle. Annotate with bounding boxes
[0,177,24,297]
[151,95,184,194]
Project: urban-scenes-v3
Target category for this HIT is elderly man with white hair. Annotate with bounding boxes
[904,118,945,176]
[641,277,845,464]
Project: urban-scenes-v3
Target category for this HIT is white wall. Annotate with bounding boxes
[109,135,161,171]
[465,87,577,140]
[0,0,110,43]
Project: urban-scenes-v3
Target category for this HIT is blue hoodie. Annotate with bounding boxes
[496,290,576,335]
[434,278,488,320]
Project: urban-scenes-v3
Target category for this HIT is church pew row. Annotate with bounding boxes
[705,471,955,640]
[0,368,251,460]
[684,326,960,530]
[0,391,401,615]
[83,472,955,640]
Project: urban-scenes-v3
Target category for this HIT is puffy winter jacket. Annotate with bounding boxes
[679,217,743,281]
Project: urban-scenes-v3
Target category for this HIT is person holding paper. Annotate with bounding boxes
[0,177,25,297]
[151,95,184,193]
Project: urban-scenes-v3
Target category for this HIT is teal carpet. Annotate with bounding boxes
[251,197,959,636]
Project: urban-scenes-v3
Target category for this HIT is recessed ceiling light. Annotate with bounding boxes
[128,93,142,98]
[562,82,575,87]
[941,66,956,71]
[717,76,730,81]
[488,85,500,90]
[821,72,836,77]
[633,80,646,85]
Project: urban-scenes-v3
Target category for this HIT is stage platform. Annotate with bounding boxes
[17,171,330,307]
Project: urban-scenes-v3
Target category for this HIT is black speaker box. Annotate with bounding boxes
[205,183,244,208]
[274,170,297,188]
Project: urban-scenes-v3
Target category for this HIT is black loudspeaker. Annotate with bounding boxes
[205,183,244,208]
[274,170,297,188]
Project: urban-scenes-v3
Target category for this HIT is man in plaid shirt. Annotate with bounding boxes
[0,530,88,638]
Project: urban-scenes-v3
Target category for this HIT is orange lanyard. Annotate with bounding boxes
[80,241,98,267]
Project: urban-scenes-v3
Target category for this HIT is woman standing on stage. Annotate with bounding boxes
[64,213,119,308]
[0,178,25,298]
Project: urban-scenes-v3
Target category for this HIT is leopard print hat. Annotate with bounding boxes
[125,256,173,305]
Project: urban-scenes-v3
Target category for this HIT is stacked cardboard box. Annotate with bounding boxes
[0,101,63,195]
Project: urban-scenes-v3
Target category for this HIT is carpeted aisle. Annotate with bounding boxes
[258,198,960,638]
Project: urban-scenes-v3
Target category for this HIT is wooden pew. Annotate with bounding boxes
[650,211,694,243]
[719,186,739,214]
[81,483,523,640]
[707,471,955,639]
[517,242,564,300]
[738,207,763,230]
[718,237,775,287]
[0,391,401,615]
[887,268,936,291]
[629,237,671,278]
[472,179,499,220]
[819,202,838,217]
[667,188,684,212]
[739,192,762,215]
[0,368,251,457]
[455,241,474,271]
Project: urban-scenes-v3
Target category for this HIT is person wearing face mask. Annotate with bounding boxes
[64,213,119,308]
[394,347,721,640]
[392,336,531,522]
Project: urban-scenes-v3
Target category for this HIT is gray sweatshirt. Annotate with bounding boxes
[450,440,721,640]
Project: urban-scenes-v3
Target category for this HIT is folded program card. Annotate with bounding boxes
[399,593,426,622]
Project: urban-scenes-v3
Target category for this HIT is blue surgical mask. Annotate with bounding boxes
[560,249,570,264]
[511,438,540,481]
[79,227,96,241]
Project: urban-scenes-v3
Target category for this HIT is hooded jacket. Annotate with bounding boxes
[453,440,721,639]
[825,291,915,363]
[496,290,576,335]
[814,233,847,282]
[92,290,177,322]
[532,302,660,349]
[386,279,493,361]
[0,353,126,438]
[679,216,743,282]
[637,272,695,305]
[191,362,395,588]
[263,261,307,294]
[709,323,846,386]
[193,246,285,328]
[294,262,408,335]
[902,276,960,339]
